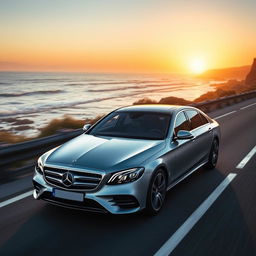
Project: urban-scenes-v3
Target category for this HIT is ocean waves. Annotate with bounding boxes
[0,72,214,136]
[0,90,64,97]
[87,82,191,93]
[0,95,124,117]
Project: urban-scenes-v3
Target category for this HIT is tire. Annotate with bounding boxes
[145,169,167,215]
[205,139,219,169]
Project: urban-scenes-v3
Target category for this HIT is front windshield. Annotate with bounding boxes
[89,111,171,140]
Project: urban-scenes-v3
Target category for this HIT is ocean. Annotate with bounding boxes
[0,72,217,137]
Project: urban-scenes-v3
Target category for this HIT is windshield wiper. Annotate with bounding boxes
[93,133,162,140]
[93,133,121,137]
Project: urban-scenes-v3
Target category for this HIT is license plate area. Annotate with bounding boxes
[53,189,84,202]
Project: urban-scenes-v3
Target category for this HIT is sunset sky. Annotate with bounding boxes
[0,0,255,73]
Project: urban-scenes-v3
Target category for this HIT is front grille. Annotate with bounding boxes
[43,166,102,191]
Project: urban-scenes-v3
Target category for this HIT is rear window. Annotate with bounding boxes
[199,113,209,125]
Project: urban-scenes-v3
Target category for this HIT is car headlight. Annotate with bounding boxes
[107,168,144,185]
[35,157,44,175]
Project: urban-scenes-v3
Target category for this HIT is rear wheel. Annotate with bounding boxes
[205,139,219,169]
[145,169,167,215]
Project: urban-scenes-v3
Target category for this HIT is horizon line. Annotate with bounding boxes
[0,63,252,75]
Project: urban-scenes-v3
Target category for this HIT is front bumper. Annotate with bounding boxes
[32,169,150,214]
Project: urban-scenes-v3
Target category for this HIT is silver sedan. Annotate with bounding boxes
[33,105,220,215]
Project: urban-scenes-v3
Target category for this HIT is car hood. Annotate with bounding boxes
[45,134,165,172]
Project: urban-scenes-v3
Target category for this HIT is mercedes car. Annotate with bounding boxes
[33,105,220,215]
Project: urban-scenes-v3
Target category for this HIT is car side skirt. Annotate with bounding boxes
[167,160,208,191]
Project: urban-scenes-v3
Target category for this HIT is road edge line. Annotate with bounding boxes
[0,190,33,208]
[214,110,236,120]
[154,173,237,256]
[240,102,256,110]
[236,145,256,169]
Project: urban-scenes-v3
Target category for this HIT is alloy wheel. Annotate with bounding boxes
[211,140,219,166]
[151,172,166,211]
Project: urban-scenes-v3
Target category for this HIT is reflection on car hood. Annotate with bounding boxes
[45,134,165,171]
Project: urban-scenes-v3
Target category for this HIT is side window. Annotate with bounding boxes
[200,113,209,125]
[186,110,204,130]
[174,112,190,134]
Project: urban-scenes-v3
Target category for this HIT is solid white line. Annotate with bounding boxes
[154,173,237,256]
[240,102,256,110]
[236,145,256,169]
[214,110,236,120]
[0,190,33,208]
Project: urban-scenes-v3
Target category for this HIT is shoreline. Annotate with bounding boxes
[1,77,255,144]
[2,56,256,144]
[0,73,217,137]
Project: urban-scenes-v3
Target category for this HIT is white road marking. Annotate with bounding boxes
[236,145,256,169]
[154,173,237,256]
[0,190,33,208]
[240,102,256,110]
[214,110,236,120]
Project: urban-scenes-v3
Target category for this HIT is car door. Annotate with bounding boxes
[185,109,213,166]
[166,111,197,180]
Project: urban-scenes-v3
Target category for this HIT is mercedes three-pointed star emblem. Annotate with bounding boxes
[62,172,74,187]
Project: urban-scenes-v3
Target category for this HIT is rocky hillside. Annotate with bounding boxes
[245,58,256,86]
[134,58,256,105]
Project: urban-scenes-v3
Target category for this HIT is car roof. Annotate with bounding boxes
[115,104,188,114]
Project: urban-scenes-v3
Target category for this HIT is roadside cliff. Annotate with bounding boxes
[245,58,256,86]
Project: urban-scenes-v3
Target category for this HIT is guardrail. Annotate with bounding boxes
[192,90,256,112]
[0,129,83,182]
[1,89,256,182]
[0,129,83,166]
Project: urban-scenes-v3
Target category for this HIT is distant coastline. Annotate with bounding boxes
[134,59,256,105]
[198,65,250,80]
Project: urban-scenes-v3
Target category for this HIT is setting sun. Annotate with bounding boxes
[189,58,207,74]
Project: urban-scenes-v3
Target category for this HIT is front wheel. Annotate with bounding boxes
[145,169,167,215]
[205,139,219,169]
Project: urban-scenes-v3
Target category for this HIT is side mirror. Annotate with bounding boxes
[176,130,194,140]
[83,124,92,132]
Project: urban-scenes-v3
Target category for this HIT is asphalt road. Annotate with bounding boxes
[1,98,256,256]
